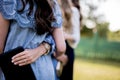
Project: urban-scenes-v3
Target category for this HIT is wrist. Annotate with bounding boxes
[42,42,51,55]
[34,45,46,56]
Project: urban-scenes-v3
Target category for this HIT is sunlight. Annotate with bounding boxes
[100,0,120,32]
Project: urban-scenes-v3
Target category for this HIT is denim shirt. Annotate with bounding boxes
[0,0,62,80]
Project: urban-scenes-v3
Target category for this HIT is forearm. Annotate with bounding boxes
[52,28,66,57]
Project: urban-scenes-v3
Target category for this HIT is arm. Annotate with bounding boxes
[0,13,9,53]
[52,27,66,57]
[12,0,66,66]
[11,28,66,66]
[52,27,67,66]
[64,7,80,48]
[51,0,67,65]
[51,0,66,57]
[12,41,50,66]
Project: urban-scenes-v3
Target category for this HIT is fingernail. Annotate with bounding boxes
[13,62,17,65]
[12,57,14,59]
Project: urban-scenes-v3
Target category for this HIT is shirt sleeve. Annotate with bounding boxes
[51,0,63,28]
[0,0,35,28]
[43,34,55,55]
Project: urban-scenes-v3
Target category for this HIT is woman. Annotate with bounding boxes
[59,0,82,80]
[0,0,66,80]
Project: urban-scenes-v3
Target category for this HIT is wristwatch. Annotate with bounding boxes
[42,42,51,55]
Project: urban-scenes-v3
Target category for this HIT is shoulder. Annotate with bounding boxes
[0,0,22,18]
[0,0,35,28]
[0,0,16,18]
[51,0,63,28]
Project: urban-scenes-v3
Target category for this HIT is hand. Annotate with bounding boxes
[12,44,47,66]
[54,52,68,66]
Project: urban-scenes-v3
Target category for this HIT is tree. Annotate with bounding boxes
[80,0,108,38]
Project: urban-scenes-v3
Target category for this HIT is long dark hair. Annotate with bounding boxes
[19,0,55,35]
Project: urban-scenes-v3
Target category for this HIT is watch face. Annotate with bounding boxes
[44,43,50,50]
[43,43,50,55]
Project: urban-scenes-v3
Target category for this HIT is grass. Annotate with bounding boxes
[74,58,120,80]
[73,37,120,80]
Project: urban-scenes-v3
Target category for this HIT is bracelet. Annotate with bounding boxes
[42,42,51,55]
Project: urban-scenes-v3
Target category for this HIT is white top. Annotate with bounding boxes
[67,6,80,49]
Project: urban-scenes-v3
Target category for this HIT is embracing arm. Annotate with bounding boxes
[52,27,66,57]
[52,27,68,66]
[0,13,9,53]
[11,39,51,66]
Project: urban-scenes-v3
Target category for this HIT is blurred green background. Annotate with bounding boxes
[74,36,120,80]
[75,37,120,61]
[73,0,120,80]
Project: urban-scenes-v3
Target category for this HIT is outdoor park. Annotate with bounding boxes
[73,0,120,80]
[74,37,120,80]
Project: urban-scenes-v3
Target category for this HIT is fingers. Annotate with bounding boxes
[12,50,32,66]
[16,59,31,66]
[13,58,28,66]
[54,53,68,66]
[12,52,26,63]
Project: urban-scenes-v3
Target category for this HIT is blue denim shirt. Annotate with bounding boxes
[0,0,62,80]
